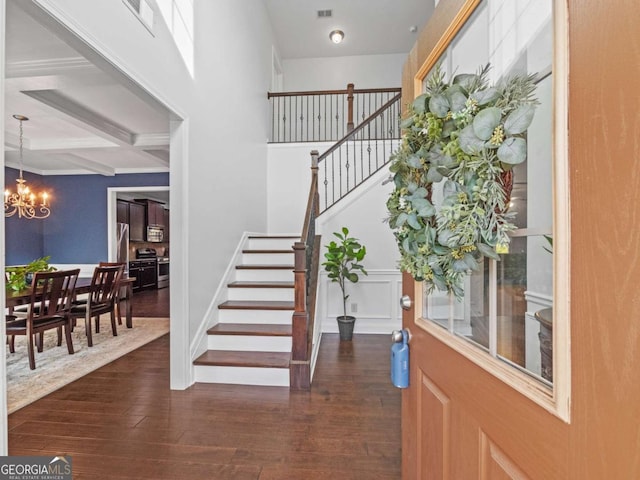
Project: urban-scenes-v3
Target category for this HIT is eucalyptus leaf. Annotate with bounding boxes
[418,206,436,218]
[396,212,408,226]
[452,73,478,92]
[429,94,450,118]
[407,213,422,230]
[427,167,444,183]
[476,243,500,260]
[432,274,447,291]
[438,229,456,247]
[447,90,468,113]
[471,87,499,106]
[463,253,479,271]
[408,187,428,200]
[412,93,428,114]
[400,117,414,129]
[453,259,470,273]
[504,105,536,135]
[432,244,449,255]
[458,124,486,154]
[442,119,456,137]
[497,137,527,164]
[473,107,502,141]
[407,154,423,169]
[443,180,459,198]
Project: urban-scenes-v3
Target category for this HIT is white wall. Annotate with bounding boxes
[266,142,333,233]
[26,0,277,390]
[282,53,406,91]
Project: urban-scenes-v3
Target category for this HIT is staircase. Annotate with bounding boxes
[193,235,298,387]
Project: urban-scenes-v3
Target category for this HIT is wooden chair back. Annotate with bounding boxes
[29,269,80,319]
[88,265,124,307]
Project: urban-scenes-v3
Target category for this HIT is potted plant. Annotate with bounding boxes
[322,227,367,341]
[5,256,56,291]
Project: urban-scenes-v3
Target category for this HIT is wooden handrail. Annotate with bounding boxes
[267,87,401,98]
[290,150,320,390]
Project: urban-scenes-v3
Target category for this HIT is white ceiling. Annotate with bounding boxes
[264,0,434,59]
[4,0,434,176]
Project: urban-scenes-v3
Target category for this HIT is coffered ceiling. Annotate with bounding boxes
[4,0,434,177]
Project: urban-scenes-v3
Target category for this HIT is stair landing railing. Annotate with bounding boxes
[290,152,320,391]
[268,84,401,143]
[317,92,402,212]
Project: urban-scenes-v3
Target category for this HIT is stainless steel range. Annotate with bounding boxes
[157,256,169,289]
[136,248,169,289]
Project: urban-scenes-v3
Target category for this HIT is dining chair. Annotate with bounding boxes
[98,261,127,325]
[70,264,124,347]
[6,268,80,370]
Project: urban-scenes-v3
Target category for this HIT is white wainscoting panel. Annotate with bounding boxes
[318,269,402,335]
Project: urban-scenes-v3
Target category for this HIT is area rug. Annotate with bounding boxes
[6,316,169,413]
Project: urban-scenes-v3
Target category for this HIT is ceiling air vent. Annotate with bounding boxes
[123,0,154,32]
[317,9,332,18]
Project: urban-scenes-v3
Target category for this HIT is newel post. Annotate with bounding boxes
[346,83,355,132]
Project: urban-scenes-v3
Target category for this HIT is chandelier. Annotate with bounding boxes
[4,115,51,219]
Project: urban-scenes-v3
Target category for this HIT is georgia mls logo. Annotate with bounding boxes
[0,455,72,480]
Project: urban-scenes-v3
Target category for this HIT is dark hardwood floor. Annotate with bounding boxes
[8,333,401,479]
[131,286,170,317]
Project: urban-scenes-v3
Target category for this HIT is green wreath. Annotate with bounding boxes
[386,65,538,298]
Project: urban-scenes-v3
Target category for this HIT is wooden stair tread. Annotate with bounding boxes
[242,249,293,254]
[218,300,294,310]
[228,281,294,289]
[207,323,292,336]
[194,350,290,369]
[236,264,293,270]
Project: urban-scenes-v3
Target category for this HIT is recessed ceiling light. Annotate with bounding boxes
[329,29,344,44]
[409,25,418,33]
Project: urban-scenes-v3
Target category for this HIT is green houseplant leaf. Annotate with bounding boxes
[322,227,368,320]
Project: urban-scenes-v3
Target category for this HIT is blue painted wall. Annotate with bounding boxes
[5,168,169,265]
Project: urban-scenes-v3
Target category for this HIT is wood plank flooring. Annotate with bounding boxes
[8,333,401,479]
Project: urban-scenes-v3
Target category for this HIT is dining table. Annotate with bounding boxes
[5,276,136,328]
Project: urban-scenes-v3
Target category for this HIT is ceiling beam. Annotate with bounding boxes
[21,89,134,145]
[19,89,169,167]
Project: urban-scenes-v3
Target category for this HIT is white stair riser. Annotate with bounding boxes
[247,238,299,250]
[207,335,291,352]
[218,309,293,324]
[241,253,293,265]
[227,288,294,302]
[235,269,293,282]
[194,365,289,387]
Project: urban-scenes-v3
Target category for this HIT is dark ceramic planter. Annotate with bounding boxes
[337,315,356,341]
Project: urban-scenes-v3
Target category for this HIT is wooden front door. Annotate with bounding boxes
[401,271,568,479]
[400,0,640,478]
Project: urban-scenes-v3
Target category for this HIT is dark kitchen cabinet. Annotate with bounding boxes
[129,202,146,242]
[129,260,157,292]
[116,200,129,224]
[135,199,165,227]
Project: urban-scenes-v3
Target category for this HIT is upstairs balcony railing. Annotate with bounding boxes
[268,84,401,143]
